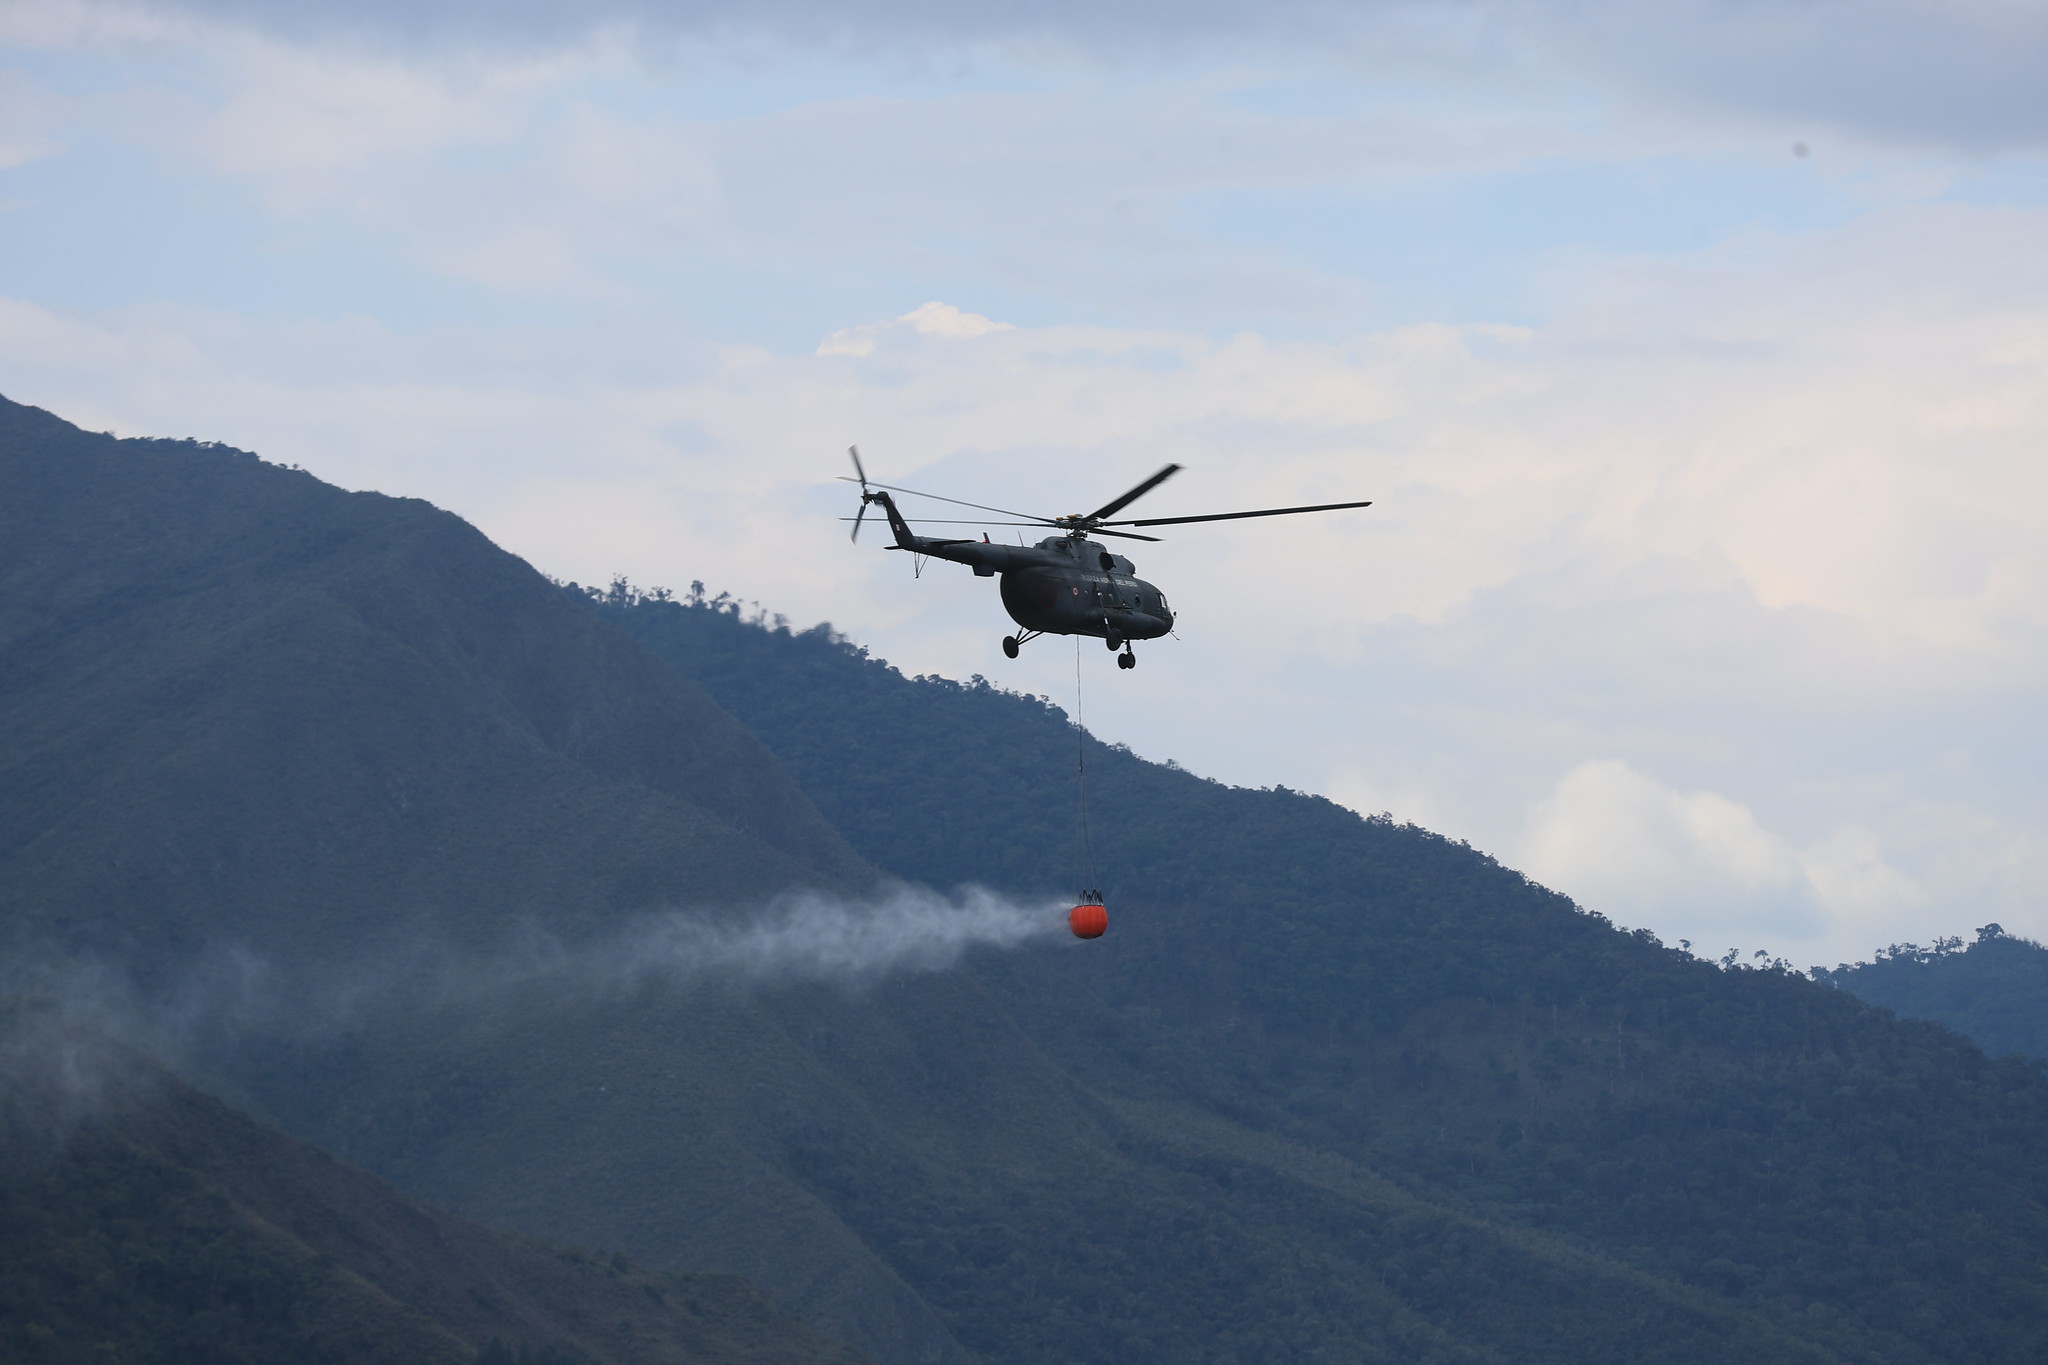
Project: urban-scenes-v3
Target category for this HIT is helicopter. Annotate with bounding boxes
[843,448,1372,668]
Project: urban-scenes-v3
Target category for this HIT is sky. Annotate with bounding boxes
[4,0,2047,968]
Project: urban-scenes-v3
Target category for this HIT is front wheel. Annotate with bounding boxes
[1117,651,1135,670]
[1002,636,1020,659]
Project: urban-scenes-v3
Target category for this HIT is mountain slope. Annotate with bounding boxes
[248,942,1885,1365]
[0,393,868,976]
[12,393,2048,1364]
[579,585,2048,1365]
[0,999,868,1365]
[0,396,965,1361]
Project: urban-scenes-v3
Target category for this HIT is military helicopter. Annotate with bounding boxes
[843,448,1372,668]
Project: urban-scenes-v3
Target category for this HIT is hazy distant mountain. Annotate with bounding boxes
[12,392,2048,1365]
[0,999,868,1365]
[1819,926,2048,1062]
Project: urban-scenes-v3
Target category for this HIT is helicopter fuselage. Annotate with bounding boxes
[875,494,1173,642]
[994,543,1173,642]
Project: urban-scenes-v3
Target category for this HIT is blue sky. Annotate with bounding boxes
[5,0,2048,965]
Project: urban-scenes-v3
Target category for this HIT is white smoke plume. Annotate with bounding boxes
[2,883,1072,1117]
[599,883,1068,989]
[367,882,1075,1015]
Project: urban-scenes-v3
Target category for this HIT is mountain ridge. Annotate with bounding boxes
[1819,926,2048,1063]
[0,394,869,976]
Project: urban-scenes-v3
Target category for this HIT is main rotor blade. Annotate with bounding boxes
[836,517,1162,542]
[834,477,1049,524]
[838,518,1047,527]
[1085,463,1182,522]
[1110,499,1373,529]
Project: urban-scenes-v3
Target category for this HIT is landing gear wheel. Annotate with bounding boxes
[1118,650,1136,670]
[1001,636,1020,659]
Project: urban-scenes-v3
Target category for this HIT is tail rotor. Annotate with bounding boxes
[848,445,873,542]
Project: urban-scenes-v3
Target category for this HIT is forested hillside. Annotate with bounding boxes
[0,395,958,1360]
[0,395,867,980]
[1820,927,2048,1062]
[0,1000,868,1365]
[583,581,2048,1365]
[12,393,2048,1365]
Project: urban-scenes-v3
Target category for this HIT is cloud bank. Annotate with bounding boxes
[5,0,2046,967]
[1518,760,1929,952]
[29,0,2045,150]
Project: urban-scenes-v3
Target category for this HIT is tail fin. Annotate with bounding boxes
[869,490,919,549]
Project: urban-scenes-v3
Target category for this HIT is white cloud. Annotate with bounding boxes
[1519,759,1819,937]
[1515,760,1932,952]
[818,302,1013,357]
[1800,824,1930,921]
[899,301,1011,338]
[37,0,2048,152]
